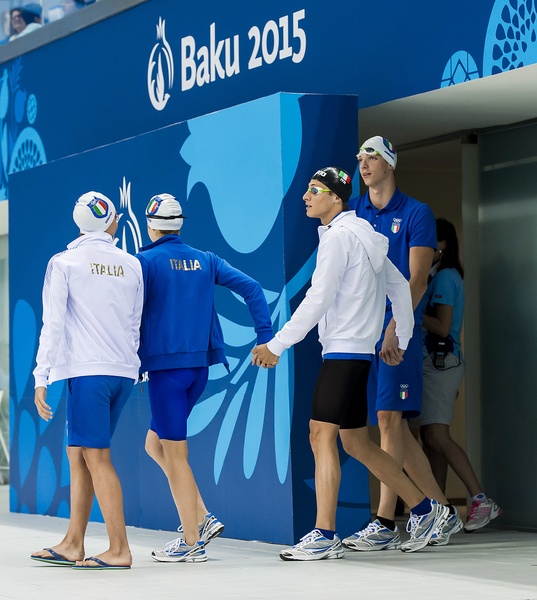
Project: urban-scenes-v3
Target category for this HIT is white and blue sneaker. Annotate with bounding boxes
[151,538,207,563]
[429,507,464,546]
[176,513,225,545]
[279,529,345,561]
[342,520,401,551]
[400,500,450,553]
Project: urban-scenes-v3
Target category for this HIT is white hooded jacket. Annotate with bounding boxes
[267,211,413,357]
[33,232,144,388]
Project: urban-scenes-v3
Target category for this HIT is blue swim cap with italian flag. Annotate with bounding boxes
[73,191,116,233]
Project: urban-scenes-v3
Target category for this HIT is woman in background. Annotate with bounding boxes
[420,218,501,532]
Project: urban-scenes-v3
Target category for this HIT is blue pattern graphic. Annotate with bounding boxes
[17,409,35,487]
[181,94,301,254]
[10,297,67,516]
[12,300,35,403]
[185,247,315,485]
[36,446,56,513]
[483,0,537,76]
[441,51,480,86]
[179,94,306,485]
[0,58,47,200]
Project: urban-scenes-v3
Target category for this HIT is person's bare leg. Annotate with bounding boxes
[32,446,92,562]
[76,447,131,567]
[401,421,448,504]
[146,430,209,524]
[421,427,449,492]
[309,420,340,531]
[159,439,199,546]
[422,440,449,492]
[421,423,483,497]
[375,410,405,520]
[339,427,425,509]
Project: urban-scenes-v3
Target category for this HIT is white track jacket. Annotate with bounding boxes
[33,232,144,387]
[267,211,413,357]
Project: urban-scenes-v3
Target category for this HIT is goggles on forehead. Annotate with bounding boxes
[307,186,332,195]
[358,146,381,156]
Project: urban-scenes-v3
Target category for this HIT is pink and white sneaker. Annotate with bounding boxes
[464,498,502,532]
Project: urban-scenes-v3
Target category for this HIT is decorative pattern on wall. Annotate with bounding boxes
[180,94,303,484]
[0,58,47,200]
[483,0,537,76]
[441,51,480,87]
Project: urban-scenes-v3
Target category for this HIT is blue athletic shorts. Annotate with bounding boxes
[66,375,134,448]
[367,324,423,424]
[148,367,209,441]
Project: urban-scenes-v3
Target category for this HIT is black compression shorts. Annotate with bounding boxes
[311,359,371,429]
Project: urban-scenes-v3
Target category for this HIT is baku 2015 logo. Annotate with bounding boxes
[147,17,174,111]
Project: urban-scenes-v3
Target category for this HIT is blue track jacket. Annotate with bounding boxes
[136,235,273,372]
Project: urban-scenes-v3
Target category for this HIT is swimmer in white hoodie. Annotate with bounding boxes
[252,167,450,560]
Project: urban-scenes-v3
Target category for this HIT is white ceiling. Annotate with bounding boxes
[358,63,537,169]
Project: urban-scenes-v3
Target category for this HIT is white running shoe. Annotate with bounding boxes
[176,513,225,545]
[342,519,401,551]
[464,499,502,532]
[429,507,464,546]
[279,529,345,561]
[400,500,450,553]
[151,539,207,563]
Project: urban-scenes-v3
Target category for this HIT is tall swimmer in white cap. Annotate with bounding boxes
[344,136,463,550]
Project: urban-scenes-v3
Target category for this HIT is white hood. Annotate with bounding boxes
[320,212,388,274]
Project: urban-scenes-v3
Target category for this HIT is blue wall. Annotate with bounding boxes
[9,92,368,544]
[2,1,535,201]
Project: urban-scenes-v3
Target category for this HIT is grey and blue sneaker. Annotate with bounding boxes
[176,513,225,545]
[429,507,464,546]
[279,529,345,561]
[342,519,401,551]
[151,539,207,563]
[400,500,450,553]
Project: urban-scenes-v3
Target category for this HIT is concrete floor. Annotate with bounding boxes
[1,484,536,600]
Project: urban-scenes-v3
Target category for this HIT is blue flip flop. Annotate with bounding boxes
[72,556,131,570]
[31,547,76,566]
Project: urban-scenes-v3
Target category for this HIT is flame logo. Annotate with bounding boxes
[147,18,174,111]
[114,177,143,253]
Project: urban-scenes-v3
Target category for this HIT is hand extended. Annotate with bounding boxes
[34,386,53,421]
[251,344,279,369]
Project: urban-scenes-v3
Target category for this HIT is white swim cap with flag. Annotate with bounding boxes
[357,136,397,169]
[145,193,186,231]
[73,191,117,233]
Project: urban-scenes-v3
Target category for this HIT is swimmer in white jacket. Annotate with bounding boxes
[31,192,143,570]
[252,167,449,560]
